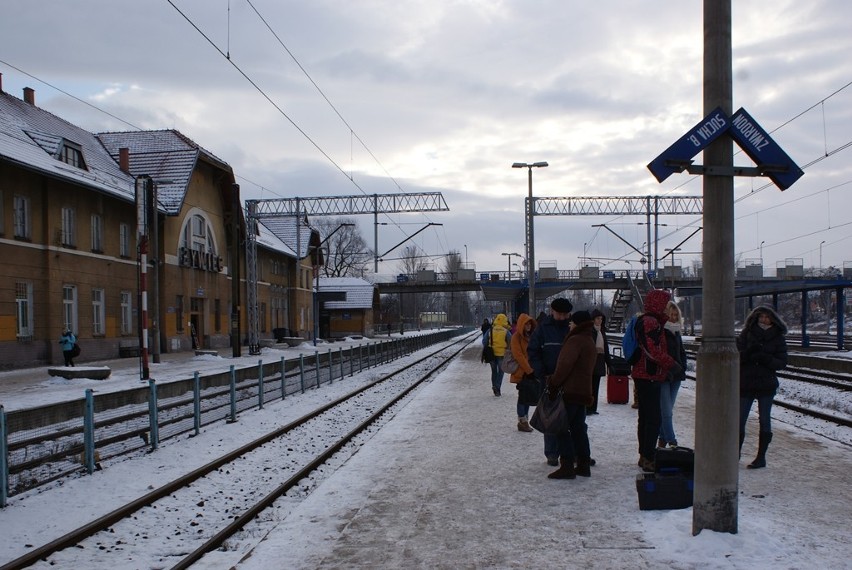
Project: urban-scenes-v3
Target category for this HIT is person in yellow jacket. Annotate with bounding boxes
[482,313,511,396]
[509,313,538,431]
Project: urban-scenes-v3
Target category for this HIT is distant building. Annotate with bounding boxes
[316,277,379,339]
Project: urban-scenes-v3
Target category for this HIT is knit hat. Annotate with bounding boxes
[571,310,592,325]
[550,298,573,314]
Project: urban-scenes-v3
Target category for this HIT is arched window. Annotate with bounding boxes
[181,213,217,256]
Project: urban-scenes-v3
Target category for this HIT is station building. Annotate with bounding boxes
[0,81,319,370]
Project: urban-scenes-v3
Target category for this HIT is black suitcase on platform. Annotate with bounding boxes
[655,446,694,474]
[636,472,694,510]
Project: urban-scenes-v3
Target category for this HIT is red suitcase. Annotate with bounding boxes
[607,374,629,404]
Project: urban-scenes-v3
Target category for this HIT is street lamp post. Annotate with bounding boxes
[501,252,522,280]
[760,240,765,266]
[512,161,548,316]
[464,244,468,268]
[820,240,826,269]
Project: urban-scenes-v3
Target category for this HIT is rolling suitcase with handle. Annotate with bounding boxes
[607,346,630,404]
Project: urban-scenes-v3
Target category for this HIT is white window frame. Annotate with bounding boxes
[120,291,133,334]
[91,214,104,252]
[61,207,76,247]
[119,223,131,257]
[16,281,34,338]
[14,194,30,239]
[63,285,78,333]
[92,288,105,335]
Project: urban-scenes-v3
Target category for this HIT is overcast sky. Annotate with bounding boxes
[2,1,852,278]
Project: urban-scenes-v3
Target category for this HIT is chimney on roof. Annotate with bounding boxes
[23,87,35,105]
[119,147,130,173]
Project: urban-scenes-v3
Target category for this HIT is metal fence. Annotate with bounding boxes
[0,329,470,506]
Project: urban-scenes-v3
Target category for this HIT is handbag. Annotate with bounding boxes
[481,327,495,363]
[71,343,81,358]
[529,388,570,434]
[481,345,495,363]
[501,348,520,374]
[517,375,541,406]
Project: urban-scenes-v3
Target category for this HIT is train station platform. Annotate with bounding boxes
[236,344,851,569]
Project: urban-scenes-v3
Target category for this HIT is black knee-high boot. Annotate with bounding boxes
[747,431,772,469]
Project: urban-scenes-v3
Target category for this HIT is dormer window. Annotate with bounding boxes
[58,140,86,169]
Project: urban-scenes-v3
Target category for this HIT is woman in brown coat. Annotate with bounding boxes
[545,311,597,479]
[509,313,538,432]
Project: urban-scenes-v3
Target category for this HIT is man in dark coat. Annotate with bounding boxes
[527,297,572,465]
[545,311,598,479]
[737,305,788,469]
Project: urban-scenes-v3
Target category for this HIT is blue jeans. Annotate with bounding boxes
[555,403,590,461]
[739,394,774,434]
[517,400,530,418]
[489,358,504,392]
[659,380,681,444]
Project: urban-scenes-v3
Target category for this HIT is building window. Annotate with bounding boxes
[91,214,104,253]
[16,282,34,339]
[120,291,133,335]
[119,223,131,257]
[214,299,221,332]
[58,140,86,169]
[92,288,105,335]
[14,194,30,239]
[63,285,78,333]
[61,207,76,247]
[176,295,184,333]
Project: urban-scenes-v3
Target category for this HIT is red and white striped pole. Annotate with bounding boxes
[136,177,151,380]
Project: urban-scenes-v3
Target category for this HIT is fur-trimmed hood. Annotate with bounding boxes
[742,305,788,335]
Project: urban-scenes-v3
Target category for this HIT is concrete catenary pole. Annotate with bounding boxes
[693,0,739,534]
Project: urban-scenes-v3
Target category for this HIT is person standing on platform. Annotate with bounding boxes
[480,318,491,335]
[545,310,598,479]
[588,309,612,415]
[509,313,538,432]
[528,297,572,466]
[659,300,687,448]
[482,313,511,396]
[631,289,680,472]
[59,329,77,367]
[738,305,788,469]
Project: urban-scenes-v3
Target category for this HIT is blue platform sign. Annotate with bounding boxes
[728,107,803,191]
[647,107,729,183]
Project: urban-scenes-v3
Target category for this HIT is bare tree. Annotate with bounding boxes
[313,217,372,277]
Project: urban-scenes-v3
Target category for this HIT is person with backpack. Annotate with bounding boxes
[482,313,511,396]
[508,313,538,432]
[738,305,788,469]
[630,289,681,472]
[59,329,77,367]
[527,298,573,466]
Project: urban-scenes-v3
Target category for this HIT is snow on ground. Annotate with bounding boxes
[0,334,850,569]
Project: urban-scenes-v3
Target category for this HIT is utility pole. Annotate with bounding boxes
[694,0,739,534]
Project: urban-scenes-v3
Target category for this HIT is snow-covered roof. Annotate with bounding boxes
[97,130,232,215]
[317,277,376,310]
[256,220,297,258]
[259,216,317,259]
[0,90,135,199]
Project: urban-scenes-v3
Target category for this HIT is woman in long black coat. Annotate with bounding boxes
[737,305,788,469]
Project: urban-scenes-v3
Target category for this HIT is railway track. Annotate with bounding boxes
[0,332,478,570]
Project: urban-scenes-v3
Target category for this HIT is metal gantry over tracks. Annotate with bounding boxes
[244,193,449,353]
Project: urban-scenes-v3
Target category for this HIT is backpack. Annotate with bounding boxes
[501,347,520,374]
[622,315,643,365]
